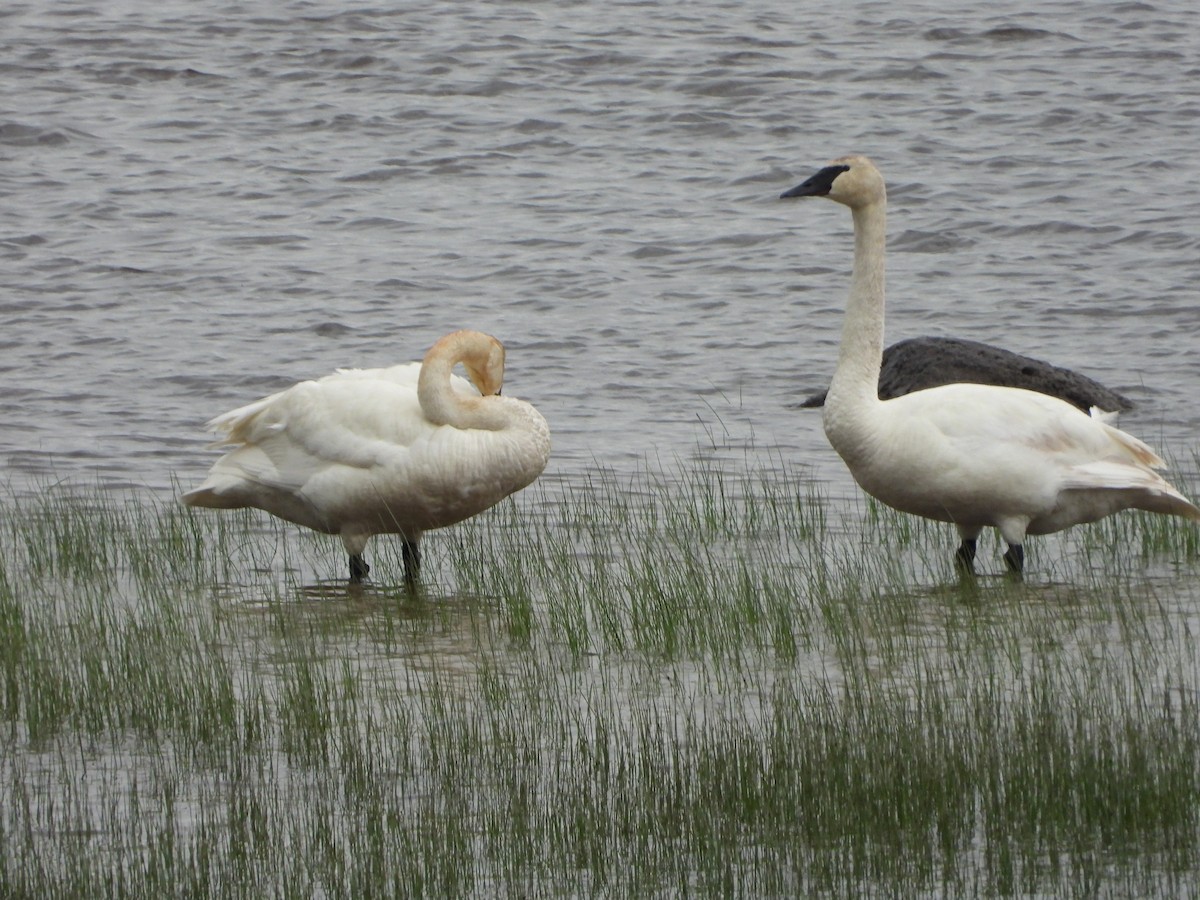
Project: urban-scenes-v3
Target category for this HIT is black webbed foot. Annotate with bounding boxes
[401,539,421,587]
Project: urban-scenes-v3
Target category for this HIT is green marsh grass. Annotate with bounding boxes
[0,460,1198,897]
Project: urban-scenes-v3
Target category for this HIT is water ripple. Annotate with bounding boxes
[0,0,1196,497]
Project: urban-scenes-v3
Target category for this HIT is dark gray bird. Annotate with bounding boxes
[797,336,1134,414]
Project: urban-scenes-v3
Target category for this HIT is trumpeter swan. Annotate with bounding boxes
[183,329,551,584]
[799,335,1133,413]
[781,156,1199,575]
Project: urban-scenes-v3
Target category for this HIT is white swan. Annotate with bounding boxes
[183,330,551,584]
[781,156,1200,575]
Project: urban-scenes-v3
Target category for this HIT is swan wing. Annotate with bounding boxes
[890,385,1150,466]
[189,365,478,503]
[203,364,477,450]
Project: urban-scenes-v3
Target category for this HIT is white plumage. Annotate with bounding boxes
[781,155,1199,575]
[183,329,551,583]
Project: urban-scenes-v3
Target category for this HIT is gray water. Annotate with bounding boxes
[2,0,1199,500]
[3,5,1200,892]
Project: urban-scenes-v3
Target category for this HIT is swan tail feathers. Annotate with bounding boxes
[182,480,246,509]
[1063,461,1200,521]
[201,383,310,447]
[1065,460,1173,491]
[1096,421,1166,469]
[183,455,277,507]
[182,443,309,507]
[1137,491,1200,522]
[1088,405,1120,424]
[205,421,285,450]
[204,404,280,447]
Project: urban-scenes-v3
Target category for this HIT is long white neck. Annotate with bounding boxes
[826,200,886,416]
[418,334,507,431]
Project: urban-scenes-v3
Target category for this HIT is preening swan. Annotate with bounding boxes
[798,335,1133,414]
[781,156,1199,575]
[183,330,551,584]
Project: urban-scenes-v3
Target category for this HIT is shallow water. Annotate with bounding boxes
[1,478,1197,895]
[5,8,1200,893]
[2,0,1198,500]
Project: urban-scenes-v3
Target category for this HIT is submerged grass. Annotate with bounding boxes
[0,459,1198,897]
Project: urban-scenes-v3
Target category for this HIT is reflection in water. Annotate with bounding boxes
[223,578,515,691]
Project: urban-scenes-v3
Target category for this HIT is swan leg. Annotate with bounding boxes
[1002,544,1024,576]
[997,519,1029,578]
[954,538,977,576]
[401,539,421,586]
[349,554,370,582]
[953,525,981,577]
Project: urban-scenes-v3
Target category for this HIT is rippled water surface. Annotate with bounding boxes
[2,0,1199,498]
[3,5,1200,894]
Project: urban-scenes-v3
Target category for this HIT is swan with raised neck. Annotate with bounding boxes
[781,155,1199,575]
[782,156,891,469]
[184,329,551,585]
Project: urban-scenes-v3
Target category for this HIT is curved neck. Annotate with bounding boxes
[418,334,505,430]
[827,201,886,411]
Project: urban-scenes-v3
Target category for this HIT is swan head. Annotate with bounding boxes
[428,330,506,396]
[462,337,505,397]
[780,155,885,209]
